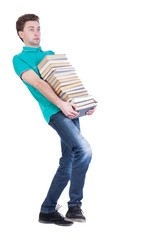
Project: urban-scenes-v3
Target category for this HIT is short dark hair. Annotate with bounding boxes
[16,13,39,41]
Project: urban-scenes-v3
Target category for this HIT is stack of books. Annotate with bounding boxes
[37,54,97,117]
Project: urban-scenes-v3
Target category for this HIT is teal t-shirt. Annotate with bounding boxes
[12,46,60,123]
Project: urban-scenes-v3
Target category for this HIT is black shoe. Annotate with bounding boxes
[65,206,86,222]
[39,211,74,226]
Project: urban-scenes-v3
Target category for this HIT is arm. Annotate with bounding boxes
[21,70,80,119]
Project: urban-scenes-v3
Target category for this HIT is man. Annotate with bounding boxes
[12,14,96,226]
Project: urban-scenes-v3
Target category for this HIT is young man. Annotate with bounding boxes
[12,14,97,226]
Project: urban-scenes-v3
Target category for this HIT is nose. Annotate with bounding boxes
[35,30,40,36]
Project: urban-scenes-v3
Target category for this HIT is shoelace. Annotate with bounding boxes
[71,206,84,214]
[77,208,83,214]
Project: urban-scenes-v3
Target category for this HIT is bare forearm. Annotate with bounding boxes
[21,70,79,118]
[36,80,79,118]
[36,79,64,107]
[21,69,63,107]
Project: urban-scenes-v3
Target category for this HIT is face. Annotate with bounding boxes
[19,21,41,47]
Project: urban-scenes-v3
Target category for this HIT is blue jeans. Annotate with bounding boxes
[40,112,92,213]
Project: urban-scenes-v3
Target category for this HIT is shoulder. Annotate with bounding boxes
[12,51,24,62]
[12,54,21,64]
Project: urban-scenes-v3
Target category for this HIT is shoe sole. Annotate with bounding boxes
[65,217,86,223]
[39,219,73,226]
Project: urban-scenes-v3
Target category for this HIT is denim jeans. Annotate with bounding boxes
[40,112,92,213]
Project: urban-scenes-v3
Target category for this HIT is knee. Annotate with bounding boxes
[85,143,92,160]
[80,141,92,165]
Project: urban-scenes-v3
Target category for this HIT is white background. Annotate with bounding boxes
[0,0,160,239]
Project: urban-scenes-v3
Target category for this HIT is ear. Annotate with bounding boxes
[18,31,24,39]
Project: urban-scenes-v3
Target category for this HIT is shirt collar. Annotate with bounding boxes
[23,46,43,52]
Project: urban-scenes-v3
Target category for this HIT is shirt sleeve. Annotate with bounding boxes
[12,55,32,79]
